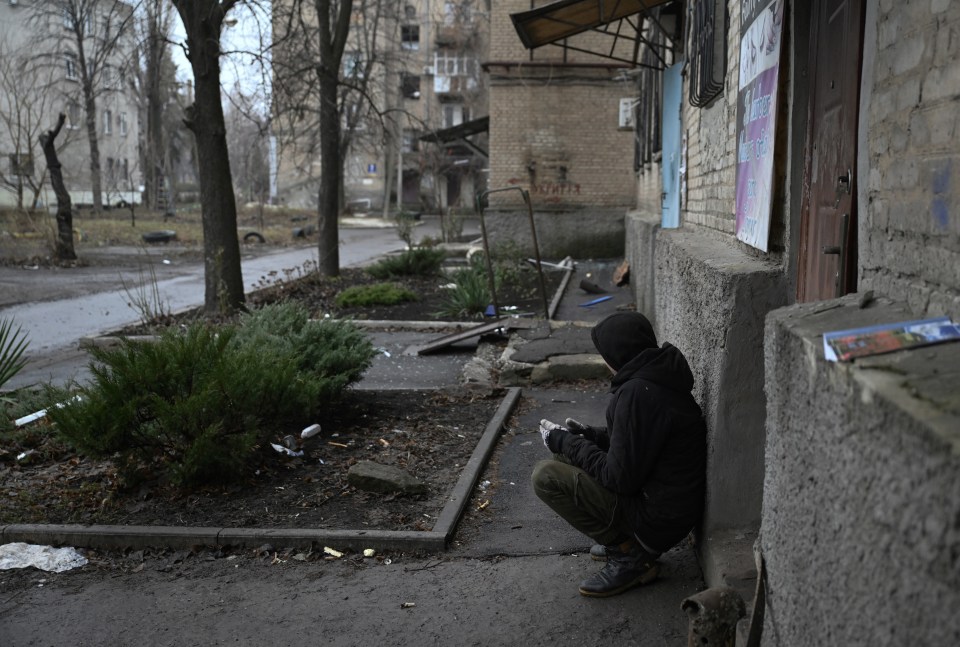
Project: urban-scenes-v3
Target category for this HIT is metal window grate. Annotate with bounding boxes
[688,0,726,107]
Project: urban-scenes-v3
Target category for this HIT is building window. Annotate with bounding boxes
[102,109,112,134]
[65,53,78,80]
[343,51,364,79]
[401,74,421,99]
[434,52,473,77]
[442,103,464,128]
[119,112,128,135]
[401,129,418,153]
[687,0,726,107]
[67,101,80,128]
[106,157,115,180]
[401,24,420,50]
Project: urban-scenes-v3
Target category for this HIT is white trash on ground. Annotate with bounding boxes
[0,543,88,573]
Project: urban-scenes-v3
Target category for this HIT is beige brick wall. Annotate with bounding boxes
[861,0,960,317]
[488,1,636,210]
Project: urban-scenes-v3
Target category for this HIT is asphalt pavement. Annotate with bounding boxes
[0,245,703,645]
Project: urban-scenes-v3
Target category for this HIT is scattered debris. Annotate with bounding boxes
[323,546,343,558]
[269,443,304,458]
[0,543,88,573]
[363,549,376,558]
[477,499,490,511]
[579,279,607,294]
[613,260,630,286]
[401,602,416,609]
[301,423,322,439]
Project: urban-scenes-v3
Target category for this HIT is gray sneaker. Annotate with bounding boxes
[579,544,660,598]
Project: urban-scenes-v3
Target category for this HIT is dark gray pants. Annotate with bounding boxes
[531,455,628,547]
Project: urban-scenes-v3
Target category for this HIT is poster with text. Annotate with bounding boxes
[735,0,785,251]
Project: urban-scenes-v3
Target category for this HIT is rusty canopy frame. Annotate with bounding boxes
[510,0,679,69]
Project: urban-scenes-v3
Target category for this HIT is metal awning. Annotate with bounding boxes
[510,0,678,68]
[419,116,489,158]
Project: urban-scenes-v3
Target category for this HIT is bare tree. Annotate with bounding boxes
[272,0,395,276]
[39,114,76,261]
[0,34,64,210]
[170,0,245,314]
[133,0,177,211]
[225,85,270,207]
[32,0,139,215]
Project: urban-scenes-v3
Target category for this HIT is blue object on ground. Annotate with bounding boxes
[579,296,613,307]
[485,305,497,317]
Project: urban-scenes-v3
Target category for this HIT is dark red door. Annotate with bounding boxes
[797,0,865,302]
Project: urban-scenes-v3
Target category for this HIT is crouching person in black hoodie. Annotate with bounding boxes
[532,312,707,598]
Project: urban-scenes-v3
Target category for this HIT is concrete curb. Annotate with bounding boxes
[1,388,522,554]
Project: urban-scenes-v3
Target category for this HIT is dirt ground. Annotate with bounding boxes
[2,390,505,531]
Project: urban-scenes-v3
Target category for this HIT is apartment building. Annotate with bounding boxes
[0,0,140,210]
[271,0,489,214]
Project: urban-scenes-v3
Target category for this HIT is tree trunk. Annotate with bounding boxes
[174,0,244,314]
[39,114,77,262]
[314,0,352,276]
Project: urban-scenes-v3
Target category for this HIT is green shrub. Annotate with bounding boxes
[366,247,446,279]
[335,283,418,308]
[48,305,375,486]
[0,318,29,402]
[435,267,490,319]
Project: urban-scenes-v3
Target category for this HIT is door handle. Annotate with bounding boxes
[835,168,852,207]
[821,213,849,298]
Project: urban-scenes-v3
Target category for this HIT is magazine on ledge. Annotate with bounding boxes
[823,316,960,362]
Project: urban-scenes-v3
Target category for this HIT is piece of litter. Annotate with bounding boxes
[16,450,37,462]
[376,347,392,358]
[0,543,88,573]
[384,558,392,565]
[478,480,491,491]
[401,602,416,609]
[579,296,613,307]
[162,259,171,265]
[363,549,375,558]
[328,441,349,448]
[520,441,532,446]
[378,438,390,447]
[301,423,322,439]
[323,546,343,558]
[477,499,490,511]
[270,443,304,458]
[15,395,83,428]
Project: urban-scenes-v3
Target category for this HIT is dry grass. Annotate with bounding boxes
[0,204,317,263]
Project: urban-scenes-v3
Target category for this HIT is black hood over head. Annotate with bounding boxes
[591,312,658,371]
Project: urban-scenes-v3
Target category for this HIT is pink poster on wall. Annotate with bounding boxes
[735,0,785,252]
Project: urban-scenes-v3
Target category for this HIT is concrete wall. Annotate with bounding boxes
[625,211,787,585]
[762,297,960,646]
[482,209,624,259]
[859,0,960,318]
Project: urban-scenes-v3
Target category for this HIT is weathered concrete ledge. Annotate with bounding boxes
[761,295,960,646]
[1,389,522,554]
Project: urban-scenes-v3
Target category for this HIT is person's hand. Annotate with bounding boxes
[564,418,596,441]
[539,419,571,453]
[539,419,565,449]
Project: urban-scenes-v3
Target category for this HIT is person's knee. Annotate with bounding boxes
[531,459,569,498]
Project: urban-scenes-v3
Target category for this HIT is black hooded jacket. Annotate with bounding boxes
[554,340,707,552]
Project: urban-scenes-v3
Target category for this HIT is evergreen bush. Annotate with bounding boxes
[335,283,418,308]
[366,247,446,279]
[48,305,375,486]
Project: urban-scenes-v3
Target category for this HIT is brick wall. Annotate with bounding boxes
[861,0,960,317]
[488,1,637,211]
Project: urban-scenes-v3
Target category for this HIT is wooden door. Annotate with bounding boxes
[797,0,865,302]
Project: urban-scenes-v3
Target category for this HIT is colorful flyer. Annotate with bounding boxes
[735,0,785,252]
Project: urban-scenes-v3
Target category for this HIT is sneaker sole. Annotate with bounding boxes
[577,566,660,598]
